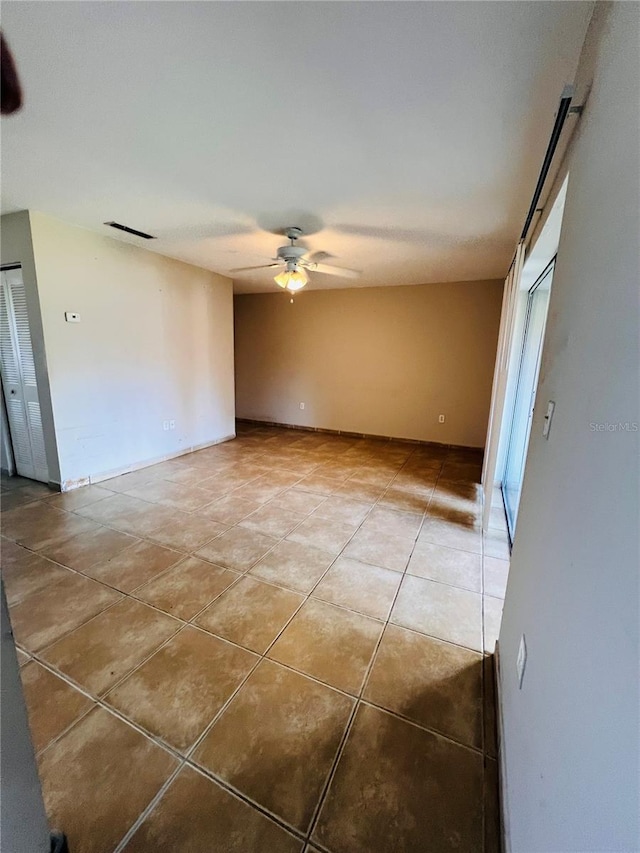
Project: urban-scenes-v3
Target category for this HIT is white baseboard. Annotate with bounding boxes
[59,433,236,492]
[494,641,511,853]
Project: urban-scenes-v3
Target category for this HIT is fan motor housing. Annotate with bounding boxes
[276,244,307,261]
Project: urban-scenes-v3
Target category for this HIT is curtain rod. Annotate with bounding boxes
[520,84,580,242]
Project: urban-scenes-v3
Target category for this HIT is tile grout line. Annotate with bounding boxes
[303,443,445,846]
[107,440,438,850]
[7,432,490,852]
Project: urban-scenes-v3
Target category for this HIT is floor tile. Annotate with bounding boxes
[20,661,94,752]
[427,499,483,530]
[162,465,214,487]
[41,598,181,695]
[483,596,504,654]
[74,492,154,525]
[313,703,483,853]
[269,488,328,515]
[9,573,121,652]
[433,481,482,506]
[312,557,402,621]
[0,489,42,513]
[364,624,482,748]
[287,516,358,555]
[196,576,303,653]
[83,540,183,592]
[239,503,307,538]
[342,527,414,573]
[123,766,303,852]
[407,541,482,592]
[39,526,136,572]
[333,479,386,503]
[1,547,71,606]
[231,476,288,504]
[198,470,261,492]
[193,660,354,832]
[134,556,239,620]
[147,513,228,552]
[360,506,423,540]
[296,473,343,495]
[195,527,278,572]
[310,495,372,526]
[378,486,431,514]
[44,485,115,511]
[125,479,216,512]
[106,627,257,751]
[249,540,335,593]
[2,502,100,551]
[391,575,483,652]
[484,556,509,599]
[16,647,30,666]
[102,469,159,493]
[418,518,482,555]
[268,599,383,694]
[38,707,178,853]
[77,493,177,537]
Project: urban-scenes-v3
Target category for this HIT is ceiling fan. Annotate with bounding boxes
[229,227,360,292]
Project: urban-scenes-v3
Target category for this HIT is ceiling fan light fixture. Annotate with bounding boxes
[274,266,308,292]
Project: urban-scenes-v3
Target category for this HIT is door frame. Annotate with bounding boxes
[0,263,49,482]
[501,256,555,540]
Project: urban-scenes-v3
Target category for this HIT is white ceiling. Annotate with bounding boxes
[1,1,593,293]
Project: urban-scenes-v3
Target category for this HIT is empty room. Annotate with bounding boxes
[1,2,638,853]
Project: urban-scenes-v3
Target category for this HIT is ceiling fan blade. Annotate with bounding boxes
[228,263,281,273]
[307,262,361,279]
[305,250,334,264]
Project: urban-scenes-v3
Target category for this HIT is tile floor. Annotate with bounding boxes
[1,423,510,853]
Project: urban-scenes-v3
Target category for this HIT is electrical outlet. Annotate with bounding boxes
[438,414,445,424]
[169,420,176,430]
[163,420,170,431]
[299,402,305,410]
[516,634,527,688]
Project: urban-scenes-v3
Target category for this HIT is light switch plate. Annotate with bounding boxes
[65,312,81,323]
[517,634,527,688]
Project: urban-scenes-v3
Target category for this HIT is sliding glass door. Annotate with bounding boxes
[502,260,554,538]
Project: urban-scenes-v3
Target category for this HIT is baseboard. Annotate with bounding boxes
[60,433,236,492]
[236,418,483,451]
[494,642,511,853]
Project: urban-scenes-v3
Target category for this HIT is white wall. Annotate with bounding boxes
[499,4,640,851]
[25,212,235,488]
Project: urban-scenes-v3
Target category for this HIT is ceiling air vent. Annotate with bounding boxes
[104,221,155,239]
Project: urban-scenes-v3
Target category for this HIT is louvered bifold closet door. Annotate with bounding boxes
[0,268,48,482]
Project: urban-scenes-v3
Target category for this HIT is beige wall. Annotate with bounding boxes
[234,280,503,447]
[16,212,235,488]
